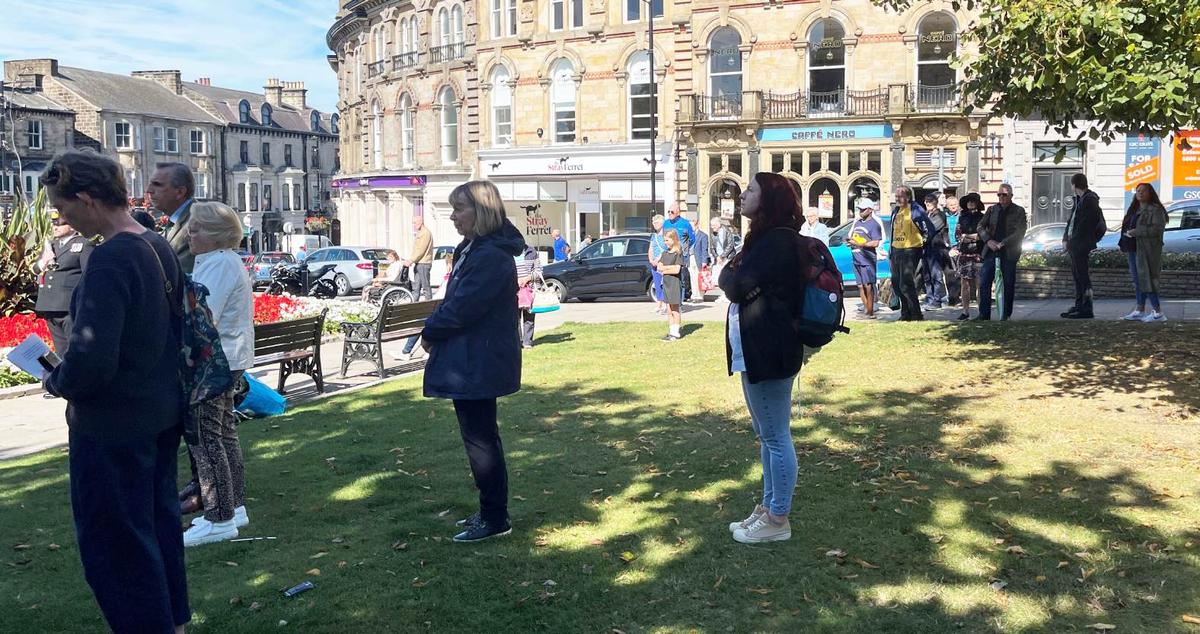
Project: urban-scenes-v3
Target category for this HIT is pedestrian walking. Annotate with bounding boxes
[952,193,985,320]
[649,214,667,314]
[977,183,1028,321]
[1061,174,1107,319]
[147,161,197,273]
[720,172,806,545]
[516,245,540,348]
[404,216,434,301]
[181,202,254,548]
[657,229,684,341]
[1119,183,1168,322]
[921,192,950,310]
[552,228,571,262]
[421,180,525,543]
[692,224,711,302]
[888,186,936,321]
[799,207,831,245]
[663,204,695,300]
[848,200,884,319]
[40,149,190,634]
[34,210,92,355]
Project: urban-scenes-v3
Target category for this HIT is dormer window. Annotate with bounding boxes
[331,113,340,134]
[261,103,273,127]
[239,100,251,124]
[311,111,321,132]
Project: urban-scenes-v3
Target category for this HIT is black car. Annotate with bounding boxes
[542,234,655,302]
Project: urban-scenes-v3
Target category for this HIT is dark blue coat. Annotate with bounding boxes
[693,230,711,267]
[422,219,526,400]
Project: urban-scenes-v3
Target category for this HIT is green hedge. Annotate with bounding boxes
[0,366,38,389]
[1019,249,1200,271]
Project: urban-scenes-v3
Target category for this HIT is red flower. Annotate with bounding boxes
[0,314,53,350]
[252,293,301,325]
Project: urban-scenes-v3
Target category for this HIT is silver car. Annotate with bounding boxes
[300,246,399,295]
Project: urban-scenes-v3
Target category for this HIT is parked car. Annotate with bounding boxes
[428,245,456,289]
[1051,200,1200,254]
[1021,223,1068,252]
[302,246,399,295]
[542,234,654,302]
[827,216,892,287]
[246,251,296,289]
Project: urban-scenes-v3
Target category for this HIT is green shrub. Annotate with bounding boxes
[1020,249,1200,271]
[0,365,38,389]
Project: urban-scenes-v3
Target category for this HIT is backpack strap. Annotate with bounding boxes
[136,231,183,318]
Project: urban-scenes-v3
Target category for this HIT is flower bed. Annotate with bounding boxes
[0,314,50,387]
[252,293,379,334]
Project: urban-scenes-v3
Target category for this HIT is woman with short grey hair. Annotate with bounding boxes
[181,201,255,547]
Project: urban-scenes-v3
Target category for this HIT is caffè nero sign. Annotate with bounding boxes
[920,30,956,45]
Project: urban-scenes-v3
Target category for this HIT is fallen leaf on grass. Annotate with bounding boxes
[310,551,328,559]
[1057,561,1070,569]
[436,510,450,518]
[989,580,1008,591]
[1005,546,1027,556]
[224,561,239,567]
[853,558,880,569]
[306,568,321,576]
[1182,614,1200,625]
[1086,625,1115,631]
[825,549,847,558]
[513,495,527,501]
[618,551,637,564]
[11,544,31,551]
[411,577,428,588]
[392,541,408,551]
[248,602,262,611]
[747,588,773,595]
[929,535,945,544]
[47,544,60,551]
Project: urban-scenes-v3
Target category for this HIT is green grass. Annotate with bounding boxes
[2,320,1199,633]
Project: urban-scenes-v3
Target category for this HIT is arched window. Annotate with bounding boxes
[808,18,846,114]
[261,103,273,127]
[550,59,576,143]
[917,12,958,107]
[399,94,414,167]
[331,113,340,134]
[439,8,450,46]
[491,67,513,146]
[311,111,321,132]
[371,100,383,169]
[708,27,742,117]
[410,18,419,52]
[628,51,654,140]
[239,100,251,124]
[439,87,459,165]
[375,27,386,61]
[399,18,409,53]
[451,6,464,43]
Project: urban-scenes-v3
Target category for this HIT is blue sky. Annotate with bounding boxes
[0,0,340,112]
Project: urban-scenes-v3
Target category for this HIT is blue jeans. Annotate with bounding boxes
[402,335,419,354]
[979,253,1018,320]
[923,248,947,305]
[651,269,664,302]
[1127,251,1160,310]
[740,372,798,516]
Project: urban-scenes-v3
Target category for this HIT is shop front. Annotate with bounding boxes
[332,174,430,253]
[479,144,673,252]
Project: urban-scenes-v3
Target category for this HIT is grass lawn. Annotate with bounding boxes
[2,320,1199,633]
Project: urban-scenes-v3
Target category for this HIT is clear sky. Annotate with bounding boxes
[0,0,340,112]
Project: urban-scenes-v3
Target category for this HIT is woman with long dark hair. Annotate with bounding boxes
[1119,182,1168,322]
[719,172,806,544]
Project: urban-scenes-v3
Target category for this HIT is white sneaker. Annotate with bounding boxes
[1141,311,1167,323]
[234,506,249,529]
[1122,310,1144,321]
[389,350,412,361]
[183,518,238,547]
[732,514,791,544]
[728,505,767,533]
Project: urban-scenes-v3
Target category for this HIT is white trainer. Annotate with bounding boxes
[1141,311,1167,323]
[1122,310,1144,321]
[234,506,249,528]
[183,518,238,547]
[728,505,767,533]
[732,515,791,544]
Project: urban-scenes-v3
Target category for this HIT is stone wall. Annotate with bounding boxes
[1015,267,1200,300]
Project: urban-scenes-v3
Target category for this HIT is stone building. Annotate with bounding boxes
[183,78,340,251]
[0,79,75,201]
[3,59,223,205]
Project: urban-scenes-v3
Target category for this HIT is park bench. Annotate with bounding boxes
[252,309,327,395]
[339,300,440,379]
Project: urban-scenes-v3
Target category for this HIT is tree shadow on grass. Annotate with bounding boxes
[2,327,1198,633]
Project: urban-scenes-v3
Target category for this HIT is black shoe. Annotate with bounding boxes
[453,519,512,543]
[956,312,970,321]
[179,480,200,502]
[1064,312,1093,319]
[1061,307,1080,318]
[456,511,482,528]
[972,315,990,321]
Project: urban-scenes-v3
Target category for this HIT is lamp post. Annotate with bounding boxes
[645,0,658,215]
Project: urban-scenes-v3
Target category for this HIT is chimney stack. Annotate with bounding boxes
[264,78,284,107]
[281,81,307,110]
[195,77,211,86]
[3,58,58,85]
[131,70,183,95]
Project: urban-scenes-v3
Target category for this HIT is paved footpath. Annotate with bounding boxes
[2,297,1196,460]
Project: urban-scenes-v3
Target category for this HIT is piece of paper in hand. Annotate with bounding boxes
[4,334,53,380]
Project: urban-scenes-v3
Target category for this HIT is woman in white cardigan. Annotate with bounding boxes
[181,201,255,547]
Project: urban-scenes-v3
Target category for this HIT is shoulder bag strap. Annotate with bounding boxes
[136,232,183,317]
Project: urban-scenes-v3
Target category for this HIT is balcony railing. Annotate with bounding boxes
[680,85,959,124]
[366,60,385,78]
[392,52,420,71]
[913,83,961,112]
[429,42,466,64]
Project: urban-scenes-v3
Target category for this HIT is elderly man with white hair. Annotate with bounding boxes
[799,207,831,245]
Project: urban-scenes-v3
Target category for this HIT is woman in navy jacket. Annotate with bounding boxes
[421,180,526,543]
[719,172,807,545]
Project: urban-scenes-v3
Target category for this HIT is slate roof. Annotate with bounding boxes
[0,87,73,114]
[55,65,219,123]
[183,81,336,135]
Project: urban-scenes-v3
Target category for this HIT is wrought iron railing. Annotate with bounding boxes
[366,61,385,78]
[392,52,420,71]
[429,42,466,64]
[681,85,950,124]
[914,83,961,111]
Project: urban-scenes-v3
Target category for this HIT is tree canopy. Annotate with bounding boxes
[877,0,1200,142]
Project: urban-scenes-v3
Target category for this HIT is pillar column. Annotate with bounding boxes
[966,141,982,192]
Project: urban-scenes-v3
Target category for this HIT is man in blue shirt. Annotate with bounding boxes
[662,204,695,300]
[849,200,884,319]
[551,229,570,262]
[147,162,196,273]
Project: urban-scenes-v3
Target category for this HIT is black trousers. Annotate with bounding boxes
[943,249,961,304]
[979,252,1019,320]
[891,247,924,320]
[519,308,536,347]
[44,313,73,356]
[1068,248,1094,313]
[453,398,509,525]
[69,427,189,633]
[680,263,692,300]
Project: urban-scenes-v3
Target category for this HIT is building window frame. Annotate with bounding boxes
[628,51,655,141]
[550,59,577,144]
[239,100,251,124]
[439,87,459,166]
[194,172,208,198]
[284,144,294,167]
[152,125,165,152]
[166,127,179,153]
[625,0,663,22]
[262,142,271,165]
[26,120,42,150]
[400,94,415,167]
[491,0,503,38]
[114,121,133,149]
[707,27,744,117]
[807,18,847,114]
[915,11,959,108]
[239,140,250,164]
[507,0,517,35]
[261,103,273,127]
[371,100,384,169]
[491,67,513,147]
[189,129,205,155]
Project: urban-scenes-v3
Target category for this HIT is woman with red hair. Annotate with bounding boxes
[718,172,807,544]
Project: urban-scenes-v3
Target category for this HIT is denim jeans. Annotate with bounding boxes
[651,269,665,302]
[1127,251,1161,310]
[402,335,419,354]
[979,253,1018,320]
[923,248,947,305]
[740,372,798,516]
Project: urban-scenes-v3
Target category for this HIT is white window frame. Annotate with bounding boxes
[166,127,179,153]
[807,18,847,112]
[399,18,409,54]
[190,129,205,155]
[152,125,165,152]
[550,60,576,144]
[491,0,502,38]
[491,68,513,147]
[550,0,565,31]
[375,26,386,62]
[409,19,419,53]
[628,52,654,141]
[707,27,744,117]
[26,120,43,150]
[506,0,517,36]
[439,88,459,165]
[114,121,132,149]
[571,0,583,28]
[194,171,208,198]
[451,6,464,43]
[626,0,663,23]
[916,12,959,92]
[439,8,451,46]
[400,94,415,167]
[371,100,384,169]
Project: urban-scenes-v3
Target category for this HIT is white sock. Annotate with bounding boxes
[669,324,680,337]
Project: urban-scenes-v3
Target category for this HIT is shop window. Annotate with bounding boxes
[550,59,576,143]
[848,151,861,173]
[808,152,822,176]
[807,19,846,113]
[789,152,804,173]
[628,52,655,141]
[708,27,743,115]
[917,12,958,107]
[867,151,882,174]
[829,152,842,175]
[809,178,842,223]
[728,154,743,177]
[771,153,785,173]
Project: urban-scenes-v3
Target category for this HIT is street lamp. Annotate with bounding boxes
[644,0,659,216]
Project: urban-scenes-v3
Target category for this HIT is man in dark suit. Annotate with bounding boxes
[34,211,93,355]
[147,162,196,273]
[977,183,1028,321]
[1061,173,1106,319]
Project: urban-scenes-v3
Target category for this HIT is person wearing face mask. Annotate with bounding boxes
[888,186,936,321]
[35,210,93,356]
[1060,173,1107,319]
[848,199,884,319]
[420,180,526,543]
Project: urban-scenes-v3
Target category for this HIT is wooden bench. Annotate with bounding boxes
[252,309,328,395]
[339,300,440,379]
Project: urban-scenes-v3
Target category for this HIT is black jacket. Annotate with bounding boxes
[35,233,93,315]
[979,202,1028,259]
[1064,190,1106,252]
[718,228,805,384]
[422,219,527,400]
